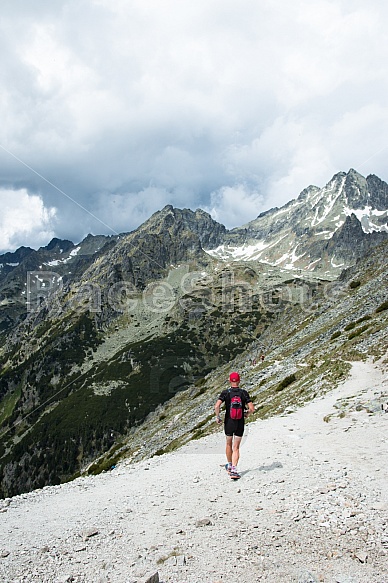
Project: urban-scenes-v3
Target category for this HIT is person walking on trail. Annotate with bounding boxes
[214,372,255,480]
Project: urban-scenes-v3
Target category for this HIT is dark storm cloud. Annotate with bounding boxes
[1,0,388,251]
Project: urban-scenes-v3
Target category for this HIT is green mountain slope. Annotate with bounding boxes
[86,240,388,474]
[0,206,386,498]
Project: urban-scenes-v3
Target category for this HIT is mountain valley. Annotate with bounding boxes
[0,169,387,498]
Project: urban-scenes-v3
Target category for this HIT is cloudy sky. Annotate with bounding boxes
[1,0,388,252]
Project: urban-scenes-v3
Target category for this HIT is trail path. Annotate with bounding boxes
[0,360,387,583]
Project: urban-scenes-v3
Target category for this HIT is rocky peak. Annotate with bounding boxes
[342,169,369,209]
[297,184,321,202]
[76,233,118,255]
[325,212,388,265]
[41,238,74,254]
[0,246,34,265]
[137,204,226,248]
[334,213,364,242]
[366,174,388,211]
[207,169,388,275]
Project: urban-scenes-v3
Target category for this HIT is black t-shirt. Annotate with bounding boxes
[218,387,252,422]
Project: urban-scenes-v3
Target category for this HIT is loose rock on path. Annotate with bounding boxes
[0,360,387,582]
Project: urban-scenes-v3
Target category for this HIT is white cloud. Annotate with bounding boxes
[205,184,265,228]
[0,189,57,252]
[1,0,388,247]
[94,187,173,236]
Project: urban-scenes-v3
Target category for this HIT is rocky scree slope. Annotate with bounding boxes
[85,240,388,474]
[0,190,387,498]
[0,359,387,583]
[0,208,239,498]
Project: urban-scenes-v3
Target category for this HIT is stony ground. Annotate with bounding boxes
[0,360,387,583]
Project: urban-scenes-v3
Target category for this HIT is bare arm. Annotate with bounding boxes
[214,399,223,423]
[214,399,223,416]
[245,401,255,417]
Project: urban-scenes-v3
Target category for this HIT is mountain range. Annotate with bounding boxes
[208,168,388,270]
[0,168,387,498]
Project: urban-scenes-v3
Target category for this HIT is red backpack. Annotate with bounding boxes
[229,389,243,420]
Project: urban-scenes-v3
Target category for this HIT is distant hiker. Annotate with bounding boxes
[214,372,254,480]
[260,353,265,362]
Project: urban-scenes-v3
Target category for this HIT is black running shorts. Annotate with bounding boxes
[224,418,245,437]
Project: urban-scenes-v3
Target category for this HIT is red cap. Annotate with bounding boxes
[229,372,240,383]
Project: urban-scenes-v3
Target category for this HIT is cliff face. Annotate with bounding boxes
[206,169,388,274]
[324,213,388,263]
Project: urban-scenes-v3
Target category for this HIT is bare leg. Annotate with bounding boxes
[232,435,242,467]
[225,436,233,464]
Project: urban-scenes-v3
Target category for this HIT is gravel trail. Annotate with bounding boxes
[0,359,387,583]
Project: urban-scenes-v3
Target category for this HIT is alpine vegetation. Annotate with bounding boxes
[0,169,387,498]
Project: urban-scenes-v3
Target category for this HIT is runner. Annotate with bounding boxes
[215,372,255,479]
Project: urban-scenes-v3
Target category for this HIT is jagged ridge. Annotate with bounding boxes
[0,170,387,497]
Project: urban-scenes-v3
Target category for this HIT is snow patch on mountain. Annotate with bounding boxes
[344,205,388,234]
[205,171,387,271]
[206,236,286,262]
[45,246,81,266]
[310,176,346,227]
